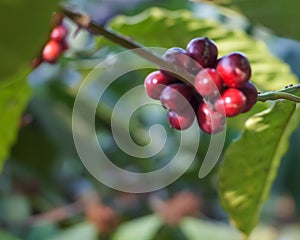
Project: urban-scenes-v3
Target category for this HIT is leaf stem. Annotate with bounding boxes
[257,84,300,103]
[61,5,194,86]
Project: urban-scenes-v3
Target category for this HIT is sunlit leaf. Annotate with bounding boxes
[113,215,163,240]
[47,222,98,240]
[219,101,298,237]
[180,217,240,240]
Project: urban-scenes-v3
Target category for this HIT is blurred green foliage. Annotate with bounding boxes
[196,0,300,41]
[0,0,300,240]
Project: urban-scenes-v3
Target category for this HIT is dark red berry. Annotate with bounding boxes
[144,71,172,100]
[160,83,193,113]
[42,40,62,63]
[50,25,68,42]
[194,68,223,97]
[186,37,218,68]
[239,81,258,113]
[216,52,251,88]
[214,88,246,117]
[197,102,225,134]
[161,47,201,79]
[167,109,195,130]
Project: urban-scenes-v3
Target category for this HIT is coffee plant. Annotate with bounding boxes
[1,0,300,240]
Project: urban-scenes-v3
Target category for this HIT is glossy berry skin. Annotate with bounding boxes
[239,81,258,113]
[161,47,201,79]
[197,102,225,134]
[186,37,218,68]
[144,71,172,100]
[167,109,195,130]
[42,40,62,63]
[195,68,223,97]
[214,88,246,117]
[216,52,251,88]
[50,25,68,42]
[160,83,193,113]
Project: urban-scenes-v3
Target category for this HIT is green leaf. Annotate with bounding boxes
[98,7,298,91]
[195,0,300,41]
[0,77,31,170]
[0,0,60,85]
[0,0,57,170]
[180,217,240,240]
[47,222,98,240]
[0,230,21,240]
[112,215,163,240]
[219,101,298,237]
[181,218,278,240]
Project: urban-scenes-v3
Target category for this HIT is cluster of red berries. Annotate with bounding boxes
[42,16,69,64]
[144,37,258,134]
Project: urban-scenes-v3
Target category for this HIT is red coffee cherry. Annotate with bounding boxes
[239,81,258,113]
[214,88,246,117]
[144,71,173,100]
[194,68,223,97]
[161,47,200,79]
[216,52,251,88]
[197,102,225,134]
[186,37,218,68]
[50,25,68,42]
[160,83,193,113]
[167,109,195,130]
[42,40,62,63]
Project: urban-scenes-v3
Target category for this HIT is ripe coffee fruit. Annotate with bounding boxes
[167,109,195,130]
[160,83,193,113]
[214,88,246,117]
[239,81,258,112]
[195,68,223,97]
[197,102,225,134]
[162,47,200,78]
[50,25,68,42]
[186,37,218,68]
[144,71,173,100]
[42,40,62,63]
[216,52,251,88]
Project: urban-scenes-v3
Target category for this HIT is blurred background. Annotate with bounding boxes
[1,0,300,239]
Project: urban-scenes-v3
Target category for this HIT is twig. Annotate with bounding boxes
[61,5,194,87]
[61,5,300,104]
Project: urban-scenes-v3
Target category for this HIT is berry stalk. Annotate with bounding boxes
[257,84,300,103]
